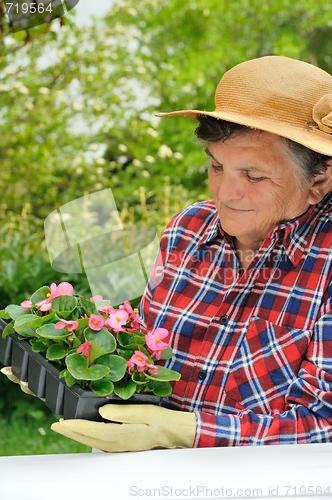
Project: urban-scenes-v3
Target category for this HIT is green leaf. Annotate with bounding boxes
[13,311,57,339]
[97,354,127,381]
[85,327,116,360]
[36,323,69,341]
[144,366,181,382]
[117,331,137,347]
[160,346,172,360]
[51,295,78,318]
[59,369,77,388]
[6,304,27,321]
[30,339,48,353]
[89,378,114,396]
[46,343,69,360]
[149,380,172,397]
[113,380,137,400]
[76,317,89,330]
[30,286,50,306]
[117,332,150,354]
[131,370,149,385]
[13,314,44,337]
[131,332,146,345]
[0,311,10,320]
[2,320,14,339]
[78,296,98,315]
[66,353,110,381]
[0,304,26,319]
[115,348,135,360]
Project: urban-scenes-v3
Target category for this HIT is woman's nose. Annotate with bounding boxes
[217,174,244,200]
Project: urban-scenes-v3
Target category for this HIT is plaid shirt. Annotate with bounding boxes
[139,192,332,447]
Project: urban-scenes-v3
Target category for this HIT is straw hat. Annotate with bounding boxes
[156,56,332,155]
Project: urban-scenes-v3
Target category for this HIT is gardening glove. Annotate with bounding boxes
[51,404,196,453]
[0,366,37,397]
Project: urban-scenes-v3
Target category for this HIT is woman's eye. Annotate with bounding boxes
[246,172,266,182]
[211,163,223,172]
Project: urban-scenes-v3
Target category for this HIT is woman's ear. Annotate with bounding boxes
[308,162,332,205]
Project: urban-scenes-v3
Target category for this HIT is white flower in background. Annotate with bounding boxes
[145,155,155,163]
[72,102,83,110]
[118,144,128,152]
[158,144,173,158]
[96,158,106,165]
[14,82,29,94]
[38,87,51,94]
[147,127,158,137]
[132,159,142,167]
[174,152,183,159]
[56,90,65,101]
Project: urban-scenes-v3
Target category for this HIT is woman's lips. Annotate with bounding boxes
[224,205,252,213]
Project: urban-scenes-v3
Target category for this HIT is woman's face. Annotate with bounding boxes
[207,131,318,252]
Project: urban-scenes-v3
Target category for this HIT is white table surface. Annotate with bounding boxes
[0,443,332,500]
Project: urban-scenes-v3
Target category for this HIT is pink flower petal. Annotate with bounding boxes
[55,321,66,330]
[76,341,92,356]
[56,282,74,296]
[21,299,32,311]
[90,295,103,302]
[88,314,104,331]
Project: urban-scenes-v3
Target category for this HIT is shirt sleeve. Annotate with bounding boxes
[194,296,332,447]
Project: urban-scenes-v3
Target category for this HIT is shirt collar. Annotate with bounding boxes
[196,193,332,267]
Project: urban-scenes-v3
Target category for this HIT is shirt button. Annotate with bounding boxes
[198,370,207,380]
[220,315,229,325]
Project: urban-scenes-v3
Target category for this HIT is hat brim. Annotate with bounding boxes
[156,109,332,156]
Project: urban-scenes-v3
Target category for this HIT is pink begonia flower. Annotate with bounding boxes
[88,314,105,331]
[76,341,92,357]
[35,281,74,312]
[146,363,158,376]
[119,301,142,330]
[50,282,74,297]
[21,299,33,311]
[90,295,103,302]
[35,299,53,312]
[102,304,115,315]
[127,352,159,376]
[145,328,170,360]
[127,350,148,373]
[105,309,129,333]
[54,319,79,332]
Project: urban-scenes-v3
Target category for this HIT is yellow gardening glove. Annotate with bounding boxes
[51,404,196,453]
[0,366,37,397]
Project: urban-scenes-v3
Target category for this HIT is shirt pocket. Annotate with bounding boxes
[222,317,313,413]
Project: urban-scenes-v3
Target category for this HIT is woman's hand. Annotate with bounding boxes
[51,404,196,452]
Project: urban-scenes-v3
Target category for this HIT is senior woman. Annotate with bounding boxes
[52,56,332,450]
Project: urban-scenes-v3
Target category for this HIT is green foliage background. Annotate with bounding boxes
[1,0,332,454]
[1,0,332,305]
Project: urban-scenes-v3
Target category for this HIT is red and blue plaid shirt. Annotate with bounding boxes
[139,192,332,447]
